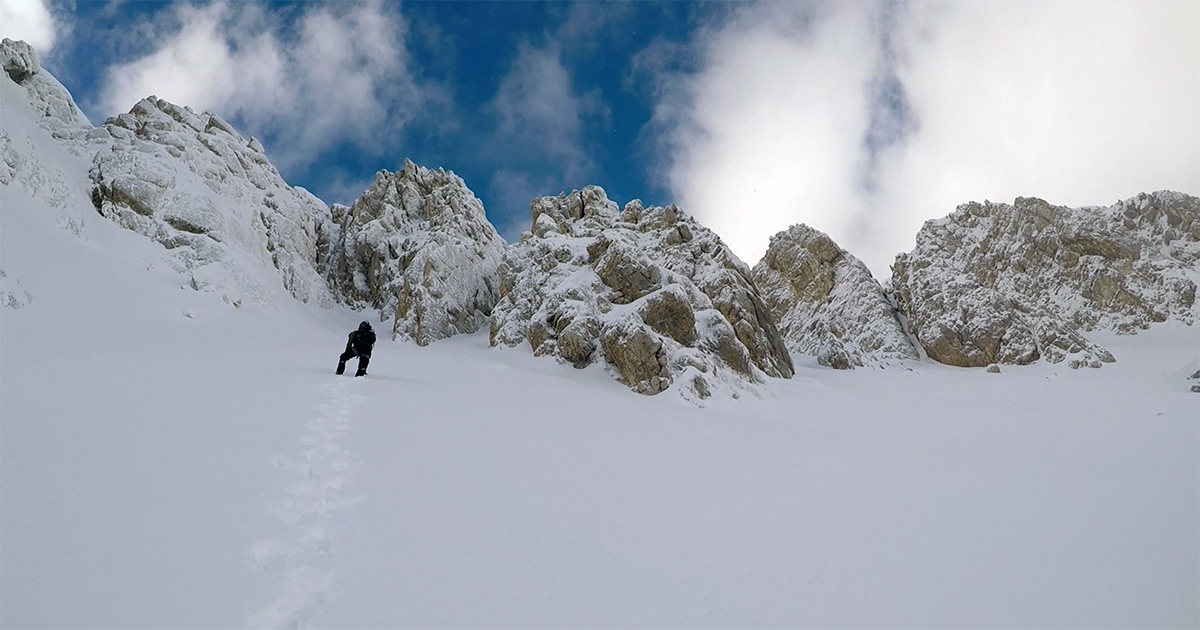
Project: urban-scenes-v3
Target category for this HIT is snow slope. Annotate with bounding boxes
[4,167,1198,627]
[313,328,1199,629]
[3,41,1198,630]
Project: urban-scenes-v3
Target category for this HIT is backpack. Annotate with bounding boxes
[349,329,376,351]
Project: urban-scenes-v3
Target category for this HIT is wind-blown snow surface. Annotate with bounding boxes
[3,57,1198,630]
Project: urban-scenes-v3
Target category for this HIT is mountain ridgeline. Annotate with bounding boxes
[4,39,1198,398]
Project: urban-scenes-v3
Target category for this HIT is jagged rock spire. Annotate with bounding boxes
[752,224,917,369]
[327,160,507,345]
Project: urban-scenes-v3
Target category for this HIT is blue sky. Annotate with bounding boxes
[5,0,1198,276]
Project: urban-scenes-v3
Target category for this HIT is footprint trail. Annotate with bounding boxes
[248,377,367,628]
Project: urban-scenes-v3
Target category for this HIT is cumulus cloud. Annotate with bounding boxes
[875,0,1200,271]
[490,42,600,183]
[0,0,57,52]
[97,1,427,175]
[650,0,1200,277]
[486,37,608,235]
[650,2,879,269]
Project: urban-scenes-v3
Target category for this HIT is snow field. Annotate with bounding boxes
[311,328,1198,628]
[1,178,338,627]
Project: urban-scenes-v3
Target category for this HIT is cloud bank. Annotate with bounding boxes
[652,0,1200,276]
[97,1,429,179]
[0,0,57,52]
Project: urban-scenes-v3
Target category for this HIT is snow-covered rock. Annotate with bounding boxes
[0,268,33,309]
[752,224,917,368]
[491,187,793,400]
[1,39,92,224]
[327,160,506,345]
[88,96,336,307]
[892,192,1199,368]
[1,38,90,130]
[4,39,336,309]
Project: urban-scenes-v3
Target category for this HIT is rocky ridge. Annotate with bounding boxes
[752,224,917,368]
[892,193,1199,368]
[0,39,89,130]
[326,160,506,345]
[5,38,338,309]
[6,38,1196,398]
[1,39,93,221]
[490,187,793,400]
[87,95,336,308]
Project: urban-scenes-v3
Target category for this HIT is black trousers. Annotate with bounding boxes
[338,348,370,374]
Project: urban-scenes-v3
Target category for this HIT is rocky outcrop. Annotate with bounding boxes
[88,96,336,307]
[327,160,506,345]
[1,39,93,221]
[892,192,1199,368]
[5,39,336,309]
[752,224,917,369]
[0,269,33,309]
[490,186,793,400]
[1,38,90,130]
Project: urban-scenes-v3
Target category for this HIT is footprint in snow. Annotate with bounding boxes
[247,378,366,628]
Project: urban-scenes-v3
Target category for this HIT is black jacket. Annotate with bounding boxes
[347,329,376,356]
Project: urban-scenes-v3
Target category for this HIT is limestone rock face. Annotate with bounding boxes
[1,38,90,129]
[4,40,335,309]
[752,224,917,368]
[88,96,336,307]
[490,187,793,400]
[892,192,1199,368]
[328,160,506,345]
[1,39,94,223]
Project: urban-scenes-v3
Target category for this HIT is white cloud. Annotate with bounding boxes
[0,0,57,53]
[481,2,644,230]
[650,0,1200,277]
[485,40,608,231]
[99,3,245,115]
[490,41,601,185]
[97,1,426,174]
[875,0,1200,272]
[487,168,543,241]
[652,3,879,270]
